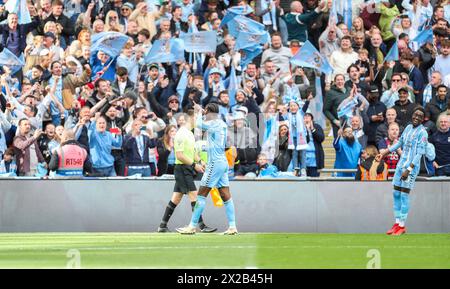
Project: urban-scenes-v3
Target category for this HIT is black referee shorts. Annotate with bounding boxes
[173,164,197,194]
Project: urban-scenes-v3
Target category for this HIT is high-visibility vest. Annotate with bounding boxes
[359,163,389,181]
[56,144,87,176]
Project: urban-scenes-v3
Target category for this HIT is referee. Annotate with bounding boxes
[157,113,216,233]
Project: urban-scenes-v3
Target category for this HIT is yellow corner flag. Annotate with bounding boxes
[210,187,223,207]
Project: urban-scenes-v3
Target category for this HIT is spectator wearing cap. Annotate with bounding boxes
[227,110,259,178]
[41,0,75,45]
[381,73,414,108]
[42,32,65,62]
[0,12,40,56]
[206,66,225,97]
[120,2,134,30]
[91,50,118,82]
[148,84,181,126]
[261,33,292,74]
[393,86,418,127]
[362,85,387,146]
[400,52,425,105]
[282,0,325,43]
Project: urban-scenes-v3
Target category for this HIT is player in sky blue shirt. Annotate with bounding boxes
[177,103,238,235]
[378,106,428,236]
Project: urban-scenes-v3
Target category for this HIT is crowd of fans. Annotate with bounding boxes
[0,0,449,179]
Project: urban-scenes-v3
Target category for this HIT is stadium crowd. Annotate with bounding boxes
[0,0,449,179]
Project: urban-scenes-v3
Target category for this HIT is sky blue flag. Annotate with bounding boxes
[0,48,25,74]
[91,32,129,58]
[5,0,31,24]
[241,45,263,69]
[328,0,338,26]
[226,15,265,38]
[384,41,399,61]
[220,4,254,28]
[235,30,270,51]
[290,41,333,74]
[145,38,185,64]
[308,76,326,129]
[180,31,217,53]
[227,66,239,107]
[176,69,189,103]
[413,29,433,46]
[343,0,353,29]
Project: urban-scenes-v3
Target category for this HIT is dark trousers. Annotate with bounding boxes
[306,167,320,177]
[111,149,125,176]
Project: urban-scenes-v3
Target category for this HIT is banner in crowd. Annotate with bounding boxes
[5,0,31,25]
[180,31,217,53]
[0,48,25,74]
[176,69,189,103]
[290,41,333,74]
[91,32,130,58]
[235,31,270,51]
[413,29,433,46]
[145,38,185,64]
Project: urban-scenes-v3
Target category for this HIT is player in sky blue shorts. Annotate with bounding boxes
[177,103,237,235]
[378,106,428,236]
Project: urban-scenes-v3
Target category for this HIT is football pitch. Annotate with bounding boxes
[0,233,448,269]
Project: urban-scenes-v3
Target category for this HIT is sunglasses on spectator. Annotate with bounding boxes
[392,79,401,82]
[169,100,179,104]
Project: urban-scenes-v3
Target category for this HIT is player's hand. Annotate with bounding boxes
[401,169,410,180]
[194,163,204,173]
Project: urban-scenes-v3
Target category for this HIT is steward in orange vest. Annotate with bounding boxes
[355,157,388,181]
[49,131,91,177]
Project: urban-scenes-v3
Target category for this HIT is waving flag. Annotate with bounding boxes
[227,66,239,107]
[226,15,266,38]
[176,69,189,103]
[235,30,270,51]
[5,0,31,25]
[220,4,254,28]
[328,0,338,26]
[145,38,185,64]
[91,32,129,58]
[290,41,333,74]
[413,29,433,46]
[308,76,327,129]
[0,48,25,74]
[241,46,263,69]
[384,41,399,62]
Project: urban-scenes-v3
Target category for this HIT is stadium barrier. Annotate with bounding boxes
[0,179,448,233]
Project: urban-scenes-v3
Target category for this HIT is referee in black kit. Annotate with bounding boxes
[157,113,216,233]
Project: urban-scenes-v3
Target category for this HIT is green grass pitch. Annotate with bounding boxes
[0,233,449,268]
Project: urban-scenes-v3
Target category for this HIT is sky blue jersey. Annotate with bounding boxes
[389,124,428,170]
[196,114,228,164]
